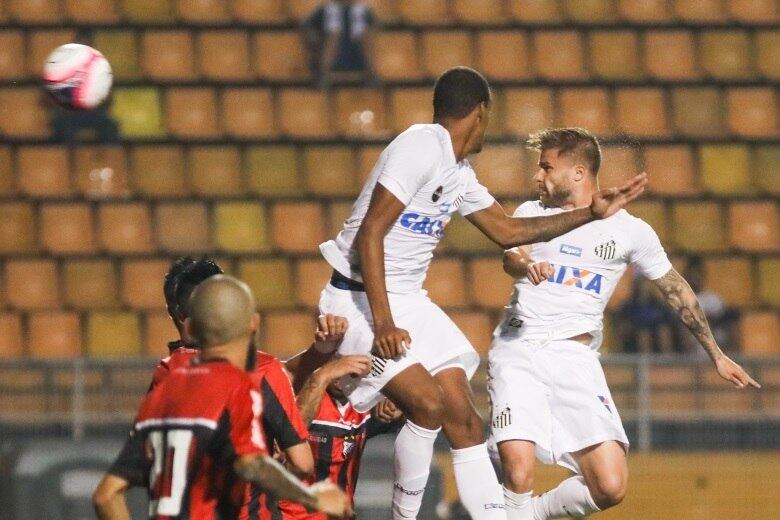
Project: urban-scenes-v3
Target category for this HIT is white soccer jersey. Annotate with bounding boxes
[320,124,495,294]
[501,200,673,348]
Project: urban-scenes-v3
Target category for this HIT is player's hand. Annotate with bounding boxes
[310,480,351,517]
[373,398,403,423]
[527,261,554,285]
[372,324,411,359]
[319,355,371,382]
[715,355,761,389]
[314,314,349,353]
[590,172,648,219]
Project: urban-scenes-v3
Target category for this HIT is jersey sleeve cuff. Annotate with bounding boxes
[458,195,496,217]
[377,177,413,206]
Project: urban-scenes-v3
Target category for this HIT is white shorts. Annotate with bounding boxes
[487,330,628,473]
[319,282,480,412]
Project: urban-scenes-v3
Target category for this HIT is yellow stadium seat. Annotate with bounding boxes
[476,31,530,81]
[397,0,450,24]
[254,31,310,80]
[740,311,779,355]
[141,31,195,81]
[246,146,301,196]
[165,88,221,138]
[618,0,670,21]
[442,215,499,253]
[673,0,726,21]
[294,258,333,307]
[728,0,778,22]
[469,257,515,309]
[448,311,494,357]
[198,31,251,81]
[0,31,25,80]
[98,203,154,253]
[238,259,295,309]
[558,88,612,136]
[700,31,752,80]
[87,311,142,357]
[563,0,617,23]
[145,311,178,357]
[271,202,325,253]
[758,257,780,307]
[533,31,586,80]
[755,146,780,194]
[262,311,315,358]
[469,145,528,197]
[28,312,83,358]
[222,88,277,138]
[504,89,554,137]
[672,88,725,137]
[176,0,229,23]
[644,31,698,80]
[726,88,777,138]
[121,260,169,309]
[155,202,211,253]
[232,0,287,23]
[589,31,641,79]
[672,202,726,252]
[121,0,174,22]
[65,0,120,22]
[130,145,188,197]
[425,259,467,307]
[27,30,76,76]
[0,313,23,358]
[452,0,505,23]
[615,88,669,137]
[73,146,129,199]
[0,88,49,139]
[63,260,118,309]
[41,203,96,254]
[729,201,779,252]
[756,31,780,79]
[303,146,357,197]
[333,88,389,138]
[189,146,243,197]
[17,146,72,198]
[5,260,59,310]
[0,203,36,253]
[627,201,669,244]
[507,0,563,22]
[8,0,61,23]
[214,202,268,252]
[643,146,699,196]
[110,88,165,138]
[390,88,433,133]
[421,31,474,78]
[699,145,751,195]
[94,31,140,81]
[371,32,423,81]
[278,89,331,138]
[703,257,754,307]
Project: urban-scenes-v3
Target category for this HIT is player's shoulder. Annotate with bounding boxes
[254,351,285,377]
[512,199,546,217]
[612,209,654,231]
[392,124,448,155]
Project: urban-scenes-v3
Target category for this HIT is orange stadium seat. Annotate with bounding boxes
[93,31,140,80]
[74,146,129,199]
[673,0,726,21]
[40,203,96,254]
[533,31,586,80]
[504,89,555,137]
[599,147,639,189]
[728,0,778,22]
[672,88,725,137]
[262,311,315,358]
[756,31,780,79]
[0,203,36,254]
[28,312,82,358]
[232,0,287,23]
[333,88,388,138]
[507,0,563,22]
[643,145,699,196]
[176,0,230,23]
[758,257,780,307]
[7,0,60,23]
[189,146,243,196]
[755,146,780,194]
[558,88,612,136]
[727,88,777,138]
[65,0,120,22]
[476,31,530,81]
[422,31,474,78]
[563,0,617,23]
[0,147,12,197]
[63,259,118,309]
[424,259,467,307]
[213,202,268,252]
[452,0,505,23]
[390,88,432,133]
[286,0,320,20]
[110,88,165,138]
[27,30,77,77]
[700,31,752,80]
[238,259,295,309]
[448,311,494,357]
[121,260,169,309]
[121,0,175,22]
[364,0,397,21]
[130,146,188,197]
[271,202,325,253]
[740,311,779,355]
[5,260,59,310]
[222,88,277,138]
[303,146,357,196]
[294,258,332,307]
[626,201,669,243]
[142,31,196,80]
[246,146,301,196]
[617,0,670,21]
[155,202,211,253]
[699,145,751,195]
[442,215,498,253]
[278,89,331,138]
[87,311,142,357]
[253,32,310,80]
[644,31,698,80]
[98,203,154,254]
[357,145,383,185]
[145,311,179,357]
[589,31,641,79]
[0,88,49,139]
[729,201,779,252]
[198,31,251,81]
[615,88,670,137]
[327,201,353,238]
[0,31,25,80]
[17,146,72,198]
[469,145,528,197]
[703,257,754,307]
[0,313,23,358]
[469,257,515,309]
[165,88,221,138]
[397,0,450,24]
[672,202,726,252]
[371,32,423,81]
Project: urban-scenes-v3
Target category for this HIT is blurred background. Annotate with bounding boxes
[0,0,777,518]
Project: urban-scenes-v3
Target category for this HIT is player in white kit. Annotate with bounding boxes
[318,69,648,519]
[489,128,760,519]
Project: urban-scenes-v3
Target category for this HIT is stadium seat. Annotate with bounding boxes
[424,259,467,307]
[740,311,779,355]
[0,147,13,197]
[673,0,726,21]
[238,259,295,309]
[63,259,118,309]
[7,0,60,23]
[232,0,287,23]
[758,257,780,307]
[155,202,210,253]
[27,30,76,76]
[700,31,752,80]
[672,88,725,137]
[728,0,778,22]
[333,88,388,138]
[294,258,332,307]
[303,146,357,196]
[121,260,169,309]
[17,146,72,198]
[755,146,780,194]
[504,89,554,137]
[643,146,699,196]
[357,145,383,185]
[189,146,243,196]
[253,32,310,80]
[40,203,96,254]
[442,214,498,253]
[468,145,528,197]
[176,0,229,23]
[756,31,780,79]
[0,88,49,139]
[5,260,59,310]
[86,311,142,357]
[165,88,221,138]
[198,31,250,81]
[469,257,515,309]
[702,257,753,307]
[98,203,154,253]
[451,0,505,23]
[390,88,433,133]
[0,313,23,358]
[476,31,530,81]
[130,146,188,197]
[371,32,422,81]
[448,311,494,356]
[617,0,670,21]
[558,88,612,135]
[589,31,641,79]
[599,147,639,189]
[615,88,670,137]
[397,0,450,24]
[74,146,129,199]
[506,0,563,22]
[65,0,119,22]
[286,0,320,20]
[110,88,165,138]
[0,31,25,80]
[421,31,474,77]
[672,202,725,252]
[222,88,276,138]
[121,0,174,22]
[28,312,83,358]
[729,201,779,252]
[533,31,586,80]
[278,89,331,138]
[699,145,751,195]
[626,201,669,244]
[271,202,325,253]
[727,88,777,138]
[327,201,353,238]
[262,311,315,358]
[563,0,617,23]
[93,31,140,80]
[213,202,268,252]
[0,203,36,253]
[644,31,698,80]
[245,146,301,196]
[144,311,178,357]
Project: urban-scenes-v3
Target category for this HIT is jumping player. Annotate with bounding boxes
[489,128,760,519]
[318,67,647,518]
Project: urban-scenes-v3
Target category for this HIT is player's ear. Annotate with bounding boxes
[573,164,586,181]
[250,312,261,333]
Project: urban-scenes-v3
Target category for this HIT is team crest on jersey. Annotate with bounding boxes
[343,434,357,456]
[432,185,443,202]
[594,240,616,260]
[547,264,604,294]
[492,406,512,429]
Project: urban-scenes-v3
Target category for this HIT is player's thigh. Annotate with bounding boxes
[497,440,537,492]
[574,441,628,503]
[434,367,484,448]
[381,362,444,429]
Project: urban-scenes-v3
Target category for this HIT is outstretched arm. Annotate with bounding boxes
[296,356,371,425]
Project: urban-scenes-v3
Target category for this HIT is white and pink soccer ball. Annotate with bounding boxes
[42,43,113,110]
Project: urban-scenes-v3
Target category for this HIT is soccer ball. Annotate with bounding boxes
[42,44,113,110]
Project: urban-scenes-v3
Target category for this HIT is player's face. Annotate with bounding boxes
[534,148,577,207]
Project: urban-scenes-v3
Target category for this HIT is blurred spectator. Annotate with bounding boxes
[615,275,677,354]
[304,0,376,87]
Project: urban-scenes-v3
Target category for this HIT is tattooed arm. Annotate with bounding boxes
[652,268,760,389]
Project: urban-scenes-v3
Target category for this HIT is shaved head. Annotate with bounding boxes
[187,275,256,348]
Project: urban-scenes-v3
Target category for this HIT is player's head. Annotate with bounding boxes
[433,67,492,155]
[526,127,601,207]
[174,258,224,327]
[186,275,260,350]
[164,256,196,331]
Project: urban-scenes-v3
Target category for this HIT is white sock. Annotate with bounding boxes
[504,486,534,520]
[533,476,600,519]
[392,420,440,519]
[451,443,506,518]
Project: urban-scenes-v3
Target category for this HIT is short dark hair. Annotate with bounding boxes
[433,67,492,120]
[174,258,224,322]
[164,256,195,320]
[526,127,602,175]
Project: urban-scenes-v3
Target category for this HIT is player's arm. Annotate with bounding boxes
[503,246,554,284]
[92,474,131,520]
[652,268,760,389]
[296,356,371,424]
[286,314,348,393]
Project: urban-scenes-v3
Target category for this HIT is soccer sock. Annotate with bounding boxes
[392,420,440,519]
[451,443,506,519]
[504,486,535,520]
[533,476,600,519]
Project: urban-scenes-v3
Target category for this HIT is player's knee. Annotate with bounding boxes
[502,463,534,493]
[589,474,627,509]
[406,389,445,427]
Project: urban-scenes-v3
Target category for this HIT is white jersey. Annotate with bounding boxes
[320,124,495,294]
[502,200,673,348]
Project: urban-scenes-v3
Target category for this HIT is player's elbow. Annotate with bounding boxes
[92,475,123,515]
[286,443,315,478]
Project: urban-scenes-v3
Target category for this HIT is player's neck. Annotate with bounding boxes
[200,339,249,369]
[556,190,594,210]
[435,119,471,162]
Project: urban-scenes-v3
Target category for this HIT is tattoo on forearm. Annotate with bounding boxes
[235,456,316,509]
[296,375,328,426]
